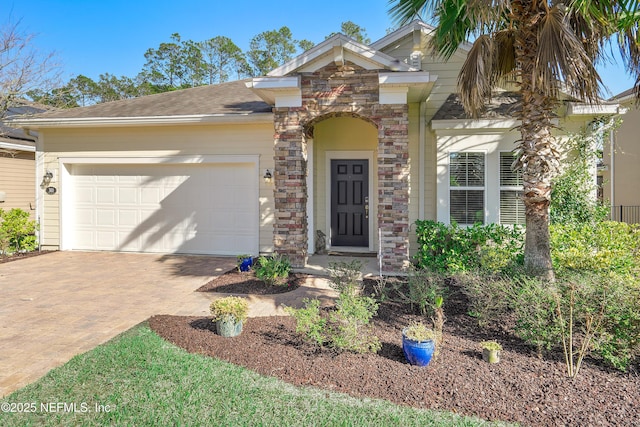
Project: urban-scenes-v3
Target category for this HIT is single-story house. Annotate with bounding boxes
[0,103,47,217]
[602,89,640,223]
[7,21,618,271]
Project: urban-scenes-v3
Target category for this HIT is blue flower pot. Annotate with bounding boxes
[239,257,253,272]
[402,329,435,367]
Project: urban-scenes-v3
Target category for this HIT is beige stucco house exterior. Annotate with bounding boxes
[602,89,640,223]
[8,21,616,271]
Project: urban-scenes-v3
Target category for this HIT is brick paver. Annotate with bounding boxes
[0,251,344,398]
[0,251,237,397]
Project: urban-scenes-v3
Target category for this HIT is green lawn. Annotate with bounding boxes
[1,324,511,426]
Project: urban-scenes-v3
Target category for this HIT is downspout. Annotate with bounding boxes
[609,127,615,209]
[26,128,44,250]
[419,101,426,219]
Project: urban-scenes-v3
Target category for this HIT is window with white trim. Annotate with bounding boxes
[499,152,525,224]
[450,152,485,224]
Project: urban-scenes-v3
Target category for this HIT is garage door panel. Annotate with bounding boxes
[96,209,115,226]
[96,231,116,249]
[96,188,115,204]
[68,163,258,255]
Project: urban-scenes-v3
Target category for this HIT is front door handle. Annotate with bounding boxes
[364,196,369,219]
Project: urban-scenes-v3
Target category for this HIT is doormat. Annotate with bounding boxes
[327,251,377,257]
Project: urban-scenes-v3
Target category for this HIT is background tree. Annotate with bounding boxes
[142,33,192,90]
[389,0,640,279]
[0,20,60,117]
[200,36,246,84]
[327,21,371,44]
[247,26,312,76]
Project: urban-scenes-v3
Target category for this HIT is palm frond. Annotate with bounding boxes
[388,0,439,26]
[458,34,495,116]
[536,4,602,102]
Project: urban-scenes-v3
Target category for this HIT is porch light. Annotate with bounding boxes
[264,169,273,183]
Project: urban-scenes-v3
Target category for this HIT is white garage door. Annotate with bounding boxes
[67,163,258,255]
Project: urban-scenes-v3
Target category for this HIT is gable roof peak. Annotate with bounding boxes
[267,32,414,77]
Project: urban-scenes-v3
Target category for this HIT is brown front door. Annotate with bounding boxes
[331,159,369,247]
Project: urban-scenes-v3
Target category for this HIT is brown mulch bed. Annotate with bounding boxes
[196,269,307,295]
[149,279,640,427]
[0,250,55,264]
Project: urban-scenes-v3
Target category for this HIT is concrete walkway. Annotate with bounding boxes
[0,251,342,397]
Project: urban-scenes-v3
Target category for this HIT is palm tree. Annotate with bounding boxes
[389,0,640,280]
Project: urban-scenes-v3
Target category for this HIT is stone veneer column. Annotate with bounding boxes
[273,108,308,268]
[377,106,410,272]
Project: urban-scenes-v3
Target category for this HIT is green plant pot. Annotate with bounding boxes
[482,348,500,364]
[215,318,243,337]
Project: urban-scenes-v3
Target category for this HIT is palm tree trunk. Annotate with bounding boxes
[512,0,557,281]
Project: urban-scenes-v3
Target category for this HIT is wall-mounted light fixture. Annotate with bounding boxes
[263,169,273,183]
[0,191,5,203]
[41,169,54,188]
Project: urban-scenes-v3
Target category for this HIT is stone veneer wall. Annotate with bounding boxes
[273,63,409,271]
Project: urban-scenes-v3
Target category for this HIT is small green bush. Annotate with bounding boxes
[512,273,640,374]
[210,296,249,323]
[414,220,523,274]
[328,260,363,296]
[285,298,326,346]
[454,272,515,327]
[550,221,640,276]
[254,254,291,286]
[0,208,38,254]
[403,321,435,342]
[286,261,380,354]
[392,267,446,317]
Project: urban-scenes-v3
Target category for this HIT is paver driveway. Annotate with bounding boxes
[0,251,236,397]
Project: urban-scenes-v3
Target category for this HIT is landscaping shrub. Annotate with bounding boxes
[414,220,523,274]
[286,261,380,354]
[512,273,640,374]
[550,117,617,226]
[254,254,291,286]
[550,221,640,277]
[0,208,38,254]
[391,267,447,317]
[454,272,515,327]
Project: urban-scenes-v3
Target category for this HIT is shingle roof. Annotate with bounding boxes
[32,79,272,119]
[432,92,521,120]
[610,87,637,101]
[1,102,49,146]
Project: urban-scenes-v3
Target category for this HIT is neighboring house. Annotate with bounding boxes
[601,88,640,223]
[0,103,47,217]
[7,21,617,271]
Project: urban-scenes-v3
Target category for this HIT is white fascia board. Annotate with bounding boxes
[247,76,300,90]
[380,87,409,104]
[246,77,301,107]
[566,102,621,116]
[0,141,36,152]
[379,71,436,86]
[8,113,274,129]
[431,119,520,130]
[432,117,561,131]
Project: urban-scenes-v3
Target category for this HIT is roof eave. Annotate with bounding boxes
[6,112,274,129]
